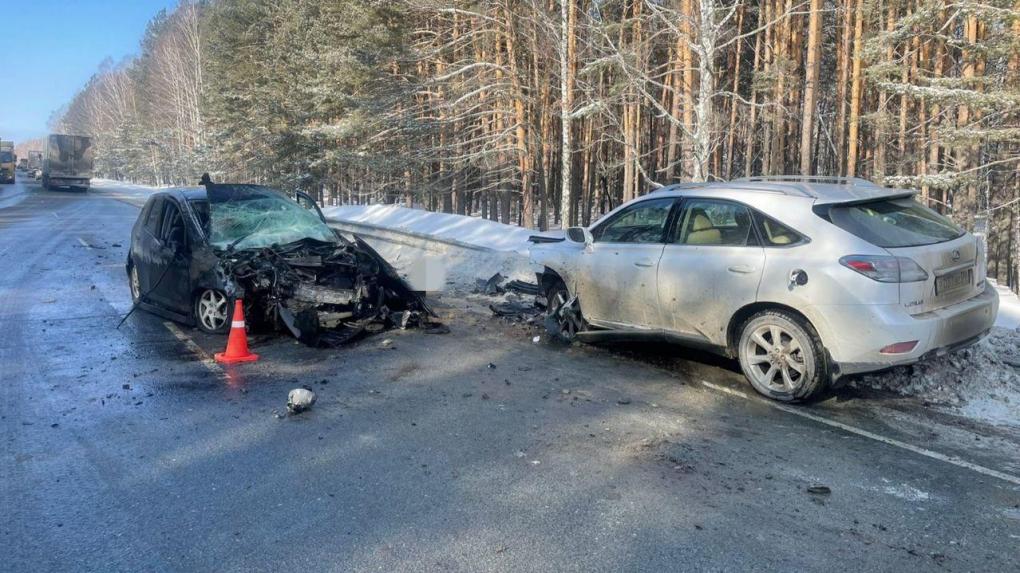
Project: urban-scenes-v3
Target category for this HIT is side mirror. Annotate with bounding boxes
[566,226,593,247]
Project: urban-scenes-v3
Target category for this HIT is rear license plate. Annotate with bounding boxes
[936,267,973,295]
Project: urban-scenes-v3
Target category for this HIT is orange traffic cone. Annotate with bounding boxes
[215,299,259,364]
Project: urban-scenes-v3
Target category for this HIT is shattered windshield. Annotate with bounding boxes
[205,184,336,250]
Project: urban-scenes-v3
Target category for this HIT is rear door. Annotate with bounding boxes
[656,198,765,343]
[575,197,678,328]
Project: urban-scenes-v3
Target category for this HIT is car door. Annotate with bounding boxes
[133,196,165,299]
[656,198,765,345]
[150,199,193,314]
[575,197,679,329]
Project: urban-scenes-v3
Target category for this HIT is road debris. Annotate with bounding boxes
[287,388,317,414]
[807,485,832,495]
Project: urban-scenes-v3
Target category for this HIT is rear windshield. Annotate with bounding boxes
[826,198,964,248]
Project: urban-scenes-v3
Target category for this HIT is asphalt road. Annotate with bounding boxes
[2,175,1019,572]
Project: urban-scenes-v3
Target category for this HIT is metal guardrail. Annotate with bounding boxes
[325,218,499,253]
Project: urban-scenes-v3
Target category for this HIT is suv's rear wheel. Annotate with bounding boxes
[194,289,232,334]
[737,310,828,402]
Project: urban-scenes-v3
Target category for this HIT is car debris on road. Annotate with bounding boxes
[287,387,317,414]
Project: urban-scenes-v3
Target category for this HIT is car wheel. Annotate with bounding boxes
[737,310,829,402]
[545,280,583,341]
[194,289,232,334]
[129,263,141,304]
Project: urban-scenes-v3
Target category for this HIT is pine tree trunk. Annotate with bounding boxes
[846,0,865,177]
[799,0,822,175]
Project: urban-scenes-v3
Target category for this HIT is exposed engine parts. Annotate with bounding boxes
[221,236,438,347]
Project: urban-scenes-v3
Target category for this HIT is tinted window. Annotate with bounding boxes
[592,198,675,244]
[144,198,164,233]
[827,198,964,248]
[673,199,753,246]
[161,201,186,247]
[757,214,803,246]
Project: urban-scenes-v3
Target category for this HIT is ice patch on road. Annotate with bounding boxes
[880,481,931,502]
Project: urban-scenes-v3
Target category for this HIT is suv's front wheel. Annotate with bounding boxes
[737,310,829,402]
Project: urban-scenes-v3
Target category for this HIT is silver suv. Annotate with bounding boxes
[531,177,999,402]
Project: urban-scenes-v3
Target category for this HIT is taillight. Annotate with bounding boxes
[839,255,928,283]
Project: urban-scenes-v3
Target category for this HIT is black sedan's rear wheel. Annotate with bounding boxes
[129,264,141,304]
[194,289,232,334]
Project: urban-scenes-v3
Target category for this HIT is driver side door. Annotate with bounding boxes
[575,197,679,329]
[150,199,193,314]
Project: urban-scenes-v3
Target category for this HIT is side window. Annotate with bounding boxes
[757,213,804,246]
[160,201,186,248]
[144,198,164,235]
[672,199,754,246]
[591,198,675,244]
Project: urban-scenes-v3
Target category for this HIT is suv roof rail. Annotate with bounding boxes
[732,175,878,187]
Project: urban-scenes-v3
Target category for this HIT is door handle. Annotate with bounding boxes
[727,265,756,274]
[634,259,655,268]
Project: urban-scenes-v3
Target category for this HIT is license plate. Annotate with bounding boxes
[936,267,973,295]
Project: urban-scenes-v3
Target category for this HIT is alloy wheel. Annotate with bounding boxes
[741,323,810,393]
[197,290,229,332]
[129,266,141,302]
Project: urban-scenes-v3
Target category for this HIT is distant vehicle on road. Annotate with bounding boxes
[18,157,29,171]
[42,134,93,191]
[531,176,998,402]
[28,150,43,172]
[0,140,15,184]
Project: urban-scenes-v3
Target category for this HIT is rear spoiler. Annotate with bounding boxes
[813,190,916,207]
[812,191,917,219]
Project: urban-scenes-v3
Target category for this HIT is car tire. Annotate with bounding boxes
[737,310,829,402]
[545,279,583,341]
[128,262,141,304]
[194,289,233,334]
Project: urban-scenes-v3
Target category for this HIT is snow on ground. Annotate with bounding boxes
[993,279,1020,330]
[323,204,546,292]
[851,327,1020,427]
[91,178,166,207]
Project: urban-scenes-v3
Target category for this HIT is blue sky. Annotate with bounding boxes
[0,0,178,142]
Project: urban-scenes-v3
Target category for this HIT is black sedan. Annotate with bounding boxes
[126,183,432,345]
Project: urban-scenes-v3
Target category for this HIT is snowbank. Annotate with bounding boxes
[91,179,165,207]
[851,328,1020,427]
[992,279,1020,330]
[321,204,543,253]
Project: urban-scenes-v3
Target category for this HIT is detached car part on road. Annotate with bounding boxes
[127,184,435,347]
[531,176,998,402]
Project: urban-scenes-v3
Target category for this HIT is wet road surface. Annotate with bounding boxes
[2,176,1019,572]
